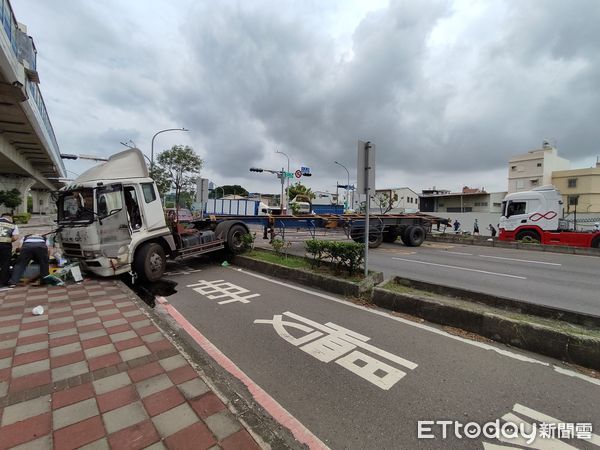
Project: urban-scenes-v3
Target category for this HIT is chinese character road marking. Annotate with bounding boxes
[186,279,260,304]
[254,311,417,390]
[482,403,599,449]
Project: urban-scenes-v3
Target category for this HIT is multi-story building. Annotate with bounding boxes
[551,160,600,213]
[507,142,570,193]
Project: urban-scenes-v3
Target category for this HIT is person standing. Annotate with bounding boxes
[0,213,19,286]
[488,224,497,237]
[8,234,49,288]
[453,219,461,233]
[473,218,480,235]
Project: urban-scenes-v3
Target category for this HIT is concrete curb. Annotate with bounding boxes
[373,282,600,370]
[391,277,600,328]
[233,255,384,299]
[427,234,600,256]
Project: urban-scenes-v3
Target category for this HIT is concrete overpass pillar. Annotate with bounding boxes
[0,175,35,214]
[30,189,53,214]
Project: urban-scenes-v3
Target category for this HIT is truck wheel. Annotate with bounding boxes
[516,230,540,242]
[368,231,383,248]
[383,227,399,243]
[592,236,600,248]
[227,224,247,254]
[403,226,426,247]
[134,243,166,282]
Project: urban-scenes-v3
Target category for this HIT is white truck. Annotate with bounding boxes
[499,185,600,248]
[55,149,250,281]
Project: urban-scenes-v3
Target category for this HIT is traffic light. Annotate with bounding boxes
[249,167,263,172]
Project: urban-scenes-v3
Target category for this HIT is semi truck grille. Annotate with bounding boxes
[62,243,83,258]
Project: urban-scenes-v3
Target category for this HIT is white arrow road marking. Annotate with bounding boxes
[392,257,527,279]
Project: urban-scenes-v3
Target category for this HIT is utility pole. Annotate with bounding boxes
[276,150,290,214]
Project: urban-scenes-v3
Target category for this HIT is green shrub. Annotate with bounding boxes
[271,238,285,255]
[12,213,31,224]
[304,239,365,275]
[241,232,255,251]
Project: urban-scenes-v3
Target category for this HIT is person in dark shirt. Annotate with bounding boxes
[8,234,49,288]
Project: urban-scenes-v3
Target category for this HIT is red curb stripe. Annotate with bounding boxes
[156,296,327,450]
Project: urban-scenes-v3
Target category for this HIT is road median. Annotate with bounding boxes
[374,277,600,370]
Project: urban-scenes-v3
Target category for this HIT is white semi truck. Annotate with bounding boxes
[55,149,250,281]
[499,185,600,248]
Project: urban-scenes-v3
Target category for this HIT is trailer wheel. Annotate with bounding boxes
[516,230,540,242]
[403,226,426,247]
[592,236,600,248]
[134,243,166,282]
[383,227,400,243]
[368,231,383,248]
[227,224,248,254]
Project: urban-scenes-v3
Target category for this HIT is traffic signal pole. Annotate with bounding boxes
[363,143,371,277]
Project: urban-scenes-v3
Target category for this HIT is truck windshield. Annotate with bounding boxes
[96,184,123,218]
[57,189,95,224]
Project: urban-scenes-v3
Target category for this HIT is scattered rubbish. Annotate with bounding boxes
[221,261,230,267]
[70,265,83,282]
[43,275,65,286]
[32,305,44,316]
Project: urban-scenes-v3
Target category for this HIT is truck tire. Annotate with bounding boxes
[383,227,399,243]
[592,236,600,248]
[368,231,383,248]
[516,230,540,242]
[134,243,166,282]
[403,225,426,247]
[227,224,247,254]
[350,229,382,248]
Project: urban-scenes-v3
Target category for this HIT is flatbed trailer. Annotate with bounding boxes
[194,212,446,248]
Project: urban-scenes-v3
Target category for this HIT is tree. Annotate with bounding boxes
[373,191,399,214]
[287,182,315,201]
[209,185,249,199]
[0,189,22,214]
[155,145,203,209]
[149,165,171,199]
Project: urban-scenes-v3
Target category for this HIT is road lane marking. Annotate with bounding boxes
[255,311,417,390]
[186,279,260,304]
[155,296,329,450]
[478,255,562,266]
[391,257,527,279]
[234,268,600,387]
[444,251,473,256]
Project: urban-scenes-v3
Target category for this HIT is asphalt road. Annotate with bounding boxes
[252,232,600,317]
[162,261,600,449]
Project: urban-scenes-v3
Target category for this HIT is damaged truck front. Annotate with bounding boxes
[56,149,178,281]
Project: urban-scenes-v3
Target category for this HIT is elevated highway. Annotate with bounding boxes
[0,0,65,214]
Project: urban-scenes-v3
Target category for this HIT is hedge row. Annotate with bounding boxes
[304,239,365,275]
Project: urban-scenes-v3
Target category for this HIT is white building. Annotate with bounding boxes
[374,187,420,213]
[508,142,570,193]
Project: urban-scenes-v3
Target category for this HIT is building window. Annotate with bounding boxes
[537,162,542,167]
[568,178,577,188]
[511,165,517,171]
[531,179,539,186]
[438,203,444,207]
[493,202,502,207]
[568,195,579,206]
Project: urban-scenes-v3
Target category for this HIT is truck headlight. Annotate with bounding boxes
[84,251,99,259]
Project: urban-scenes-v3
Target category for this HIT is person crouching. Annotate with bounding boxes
[8,234,49,288]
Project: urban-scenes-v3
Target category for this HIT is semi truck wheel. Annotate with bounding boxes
[516,230,540,242]
[403,225,426,247]
[382,227,400,243]
[227,224,247,254]
[592,236,600,248]
[368,231,383,248]
[134,243,166,282]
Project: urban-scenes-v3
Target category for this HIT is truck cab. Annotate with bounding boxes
[56,149,176,280]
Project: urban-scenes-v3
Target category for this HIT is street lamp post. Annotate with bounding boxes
[276,149,290,215]
[334,161,350,210]
[150,127,189,172]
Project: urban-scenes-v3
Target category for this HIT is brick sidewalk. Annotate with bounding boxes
[0,280,262,450]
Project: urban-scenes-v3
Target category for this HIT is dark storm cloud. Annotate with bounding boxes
[13,0,600,192]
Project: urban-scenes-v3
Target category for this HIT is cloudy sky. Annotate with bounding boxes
[12,0,600,195]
